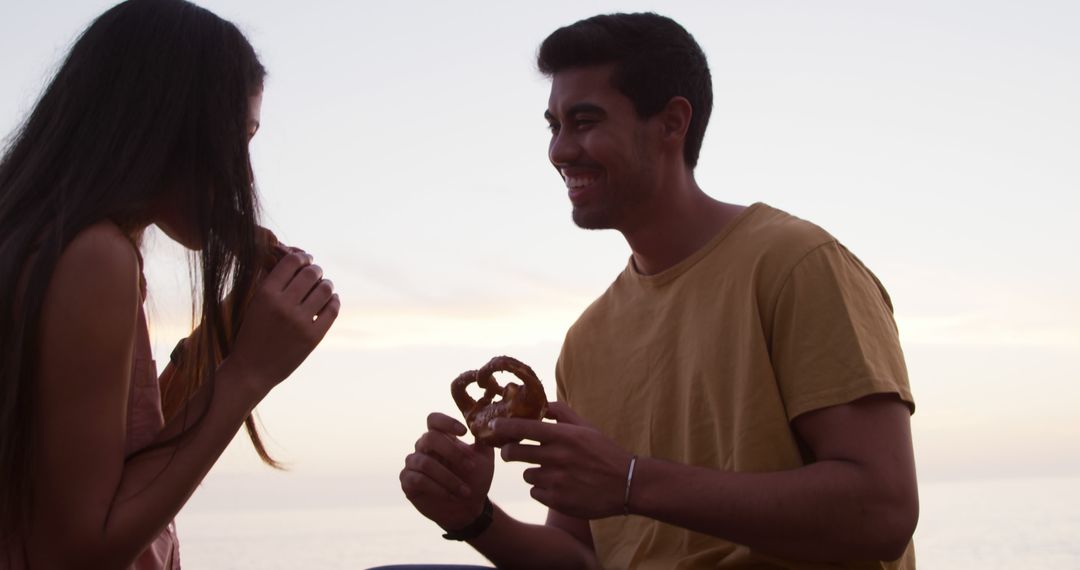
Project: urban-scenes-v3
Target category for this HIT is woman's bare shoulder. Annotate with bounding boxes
[47,220,141,316]
[62,220,138,269]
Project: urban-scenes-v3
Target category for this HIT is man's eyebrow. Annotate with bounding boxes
[544,103,607,122]
[566,103,605,117]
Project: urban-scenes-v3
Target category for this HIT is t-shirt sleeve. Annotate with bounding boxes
[554,337,570,404]
[769,241,914,420]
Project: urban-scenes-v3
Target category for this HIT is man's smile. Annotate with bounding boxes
[560,168,605,204]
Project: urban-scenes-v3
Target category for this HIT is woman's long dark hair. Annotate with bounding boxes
[0,0,278,535]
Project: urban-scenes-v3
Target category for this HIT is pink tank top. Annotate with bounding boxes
[125,294,182,570]
[0,266,182,569]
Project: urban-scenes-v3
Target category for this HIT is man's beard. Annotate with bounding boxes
[571,158,655,231]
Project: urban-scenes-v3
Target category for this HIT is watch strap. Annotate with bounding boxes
[441,496,494,541]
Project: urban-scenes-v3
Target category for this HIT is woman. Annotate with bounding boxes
[0,1,340,567]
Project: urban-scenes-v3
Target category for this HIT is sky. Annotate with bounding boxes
[1,0,1078,529]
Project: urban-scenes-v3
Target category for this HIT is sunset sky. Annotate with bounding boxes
[2,0,1077,543]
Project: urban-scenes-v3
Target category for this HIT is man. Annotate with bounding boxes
[400,12,917,569]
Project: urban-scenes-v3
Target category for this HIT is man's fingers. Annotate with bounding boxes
[522,466,552,487]
[545,401,592,427]
[500,441,551,465]
[470,440,496,460]
[489,417,560,444]
[415,431,475,472]
[530,486,555,509]
[427,412,468,436]
[400,465,456,500]
[403,452,472,498]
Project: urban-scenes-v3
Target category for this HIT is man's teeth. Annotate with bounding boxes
[566,176,599,189]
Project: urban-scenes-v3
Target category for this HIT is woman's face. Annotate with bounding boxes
[153,92,264,249]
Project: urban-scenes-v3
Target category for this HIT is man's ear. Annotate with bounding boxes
[659,96,693,145]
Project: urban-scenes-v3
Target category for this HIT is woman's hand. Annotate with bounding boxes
[227,250,340,395]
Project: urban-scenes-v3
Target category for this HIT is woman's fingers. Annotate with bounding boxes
[229,247,339,389]
[262,248,338,333]
[301,278,335,316]
[283,263,324,304]
[312,293,340,337]
[263,251,312,291]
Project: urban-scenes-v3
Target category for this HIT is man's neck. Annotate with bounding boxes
[622,179,745,276]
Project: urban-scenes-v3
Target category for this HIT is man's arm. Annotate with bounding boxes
[496,395,917,563]
[464,505,597,569]
[545,509,595,552]
[631,394,916,561]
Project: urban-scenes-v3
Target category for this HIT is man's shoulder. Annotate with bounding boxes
[740,203,837,255]
[561,205,841,342]
[724,203,841,280]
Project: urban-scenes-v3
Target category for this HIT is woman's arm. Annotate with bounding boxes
[28,223,338,568]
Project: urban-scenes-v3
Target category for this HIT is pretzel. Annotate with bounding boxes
[451,355,548,446]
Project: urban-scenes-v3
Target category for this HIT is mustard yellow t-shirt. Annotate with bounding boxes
[556,203,915,570]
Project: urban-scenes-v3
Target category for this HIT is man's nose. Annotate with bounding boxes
[548,131,581,166]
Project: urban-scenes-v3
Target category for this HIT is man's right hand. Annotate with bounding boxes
[400,412,495,531]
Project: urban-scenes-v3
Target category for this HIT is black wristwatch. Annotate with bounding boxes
[441,497,494,541]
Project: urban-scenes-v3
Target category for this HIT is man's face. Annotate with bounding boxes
[545,65,660,231]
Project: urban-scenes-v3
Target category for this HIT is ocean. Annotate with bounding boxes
[174,475,1080,568]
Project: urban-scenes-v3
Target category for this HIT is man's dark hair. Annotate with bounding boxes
[538,13,713,169]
